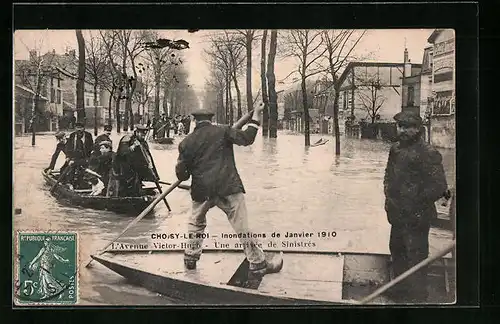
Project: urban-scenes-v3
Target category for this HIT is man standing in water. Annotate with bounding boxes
[384,110,448,303]
[175,104,283,278]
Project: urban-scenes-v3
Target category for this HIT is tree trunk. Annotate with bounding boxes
[225,72,230,124]
[93,83,98,136]
[301,76,311,146]
[261,30,269,137]
[75,30,86,124]
[332,85,341,155]
[107,88,114,126]
[155,65,161,117]
[232,71,242,120]
[228,77,234,126]
[267,30,278,138]
[115,96,122,133]
[246,30,253,114]
[31,64,43,146]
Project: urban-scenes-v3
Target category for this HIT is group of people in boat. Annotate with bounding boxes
[45,122,158,198]
[148,113,192,140]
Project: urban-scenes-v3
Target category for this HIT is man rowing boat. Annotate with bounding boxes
[175,104,283,279]
[108,125,159,197]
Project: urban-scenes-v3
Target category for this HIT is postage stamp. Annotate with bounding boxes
[13,231,78,305]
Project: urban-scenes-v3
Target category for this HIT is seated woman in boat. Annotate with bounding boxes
[107,125,159,197]
[88,141,114,194]
[45,131,69,177]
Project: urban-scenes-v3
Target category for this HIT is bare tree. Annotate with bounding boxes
[133,69,155,122]
[75,30,86,124]
[322,29,366,155]
[260,30,269,137]
[235,29,258,114]
[356,72,386,124]
[267,30,279,138]
[281,30,328,146]
[100,30,125,133]
[84,31,109,136]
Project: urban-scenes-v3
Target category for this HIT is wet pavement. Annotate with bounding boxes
[13,130,455,305]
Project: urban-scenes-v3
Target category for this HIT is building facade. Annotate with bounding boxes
[427,29,455,149]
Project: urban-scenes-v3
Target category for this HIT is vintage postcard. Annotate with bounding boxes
[13,28,456,306]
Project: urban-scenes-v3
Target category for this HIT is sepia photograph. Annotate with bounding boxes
[13,28,456,306]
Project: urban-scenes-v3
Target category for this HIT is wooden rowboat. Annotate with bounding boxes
[91,248,455,305]
[152,137,174,145]
[42,170,158,216]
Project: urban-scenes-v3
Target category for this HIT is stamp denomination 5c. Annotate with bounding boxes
[14,231,78,305]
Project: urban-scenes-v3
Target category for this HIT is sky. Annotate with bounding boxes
[14,29,435,97]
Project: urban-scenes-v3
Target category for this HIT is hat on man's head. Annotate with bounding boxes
[135,124,149,132]
[191,108,214,118]
[55,131,66,139]
[75,122,84,128]
[104,125,112,131]
[99,140,112,148]
[394,110,423,127]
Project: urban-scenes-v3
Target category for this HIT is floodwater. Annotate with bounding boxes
[13,130,455,305]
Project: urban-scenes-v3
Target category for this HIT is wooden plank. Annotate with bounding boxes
[110,252,245,287]
[257,253,344,302]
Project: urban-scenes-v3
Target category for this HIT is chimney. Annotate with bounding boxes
[403,48,412,78]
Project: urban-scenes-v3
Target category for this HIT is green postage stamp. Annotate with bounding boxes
[14,231,78,305]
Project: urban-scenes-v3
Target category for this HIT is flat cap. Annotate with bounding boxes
[104,125,112,131]
[75,122,84,128]
[191,108,215,117]
[394,110,423,127]
[99,140,112,148]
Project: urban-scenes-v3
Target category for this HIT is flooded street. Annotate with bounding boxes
[13,131,455,305]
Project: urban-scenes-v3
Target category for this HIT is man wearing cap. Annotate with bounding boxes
[384,110,448,303]
[45,131,68,175]
[109,124,159,197]
[88,140,114,192]
[93,125,113,154]
[65,122,94,188]
[175,104,283,278]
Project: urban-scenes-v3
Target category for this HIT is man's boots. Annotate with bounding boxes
[248,252,284,279]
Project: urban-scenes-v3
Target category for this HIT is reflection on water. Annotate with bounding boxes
[13,131,455,305]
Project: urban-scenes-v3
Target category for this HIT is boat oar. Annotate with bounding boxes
[84,179,182,268]
[356,240,456,305]
[157,180,191,191]
[50,164,73,193]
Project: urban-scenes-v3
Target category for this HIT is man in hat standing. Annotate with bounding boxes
[45,131,68,175]
[65,122,94,188]
[384,110,448,303]
[87,140,114,195]
[175,104,283,278]
[93,125,113,154]
[109,124,159,197]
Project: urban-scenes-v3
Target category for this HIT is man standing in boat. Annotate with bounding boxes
[108,125,159,197]
[88,140,114,195]
[65,122,94,188]
[384,110,448,303]
[92,124,113,155]
[45,131,69,176]
[175,104,283,278]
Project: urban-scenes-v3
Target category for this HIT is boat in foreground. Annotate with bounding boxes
[92,247,455,305]
[42,170,158,216]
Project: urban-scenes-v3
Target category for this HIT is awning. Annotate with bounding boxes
[15,84,49,101]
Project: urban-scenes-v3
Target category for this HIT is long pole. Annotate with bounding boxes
[357,241,456,305]
[84,180,182,268]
